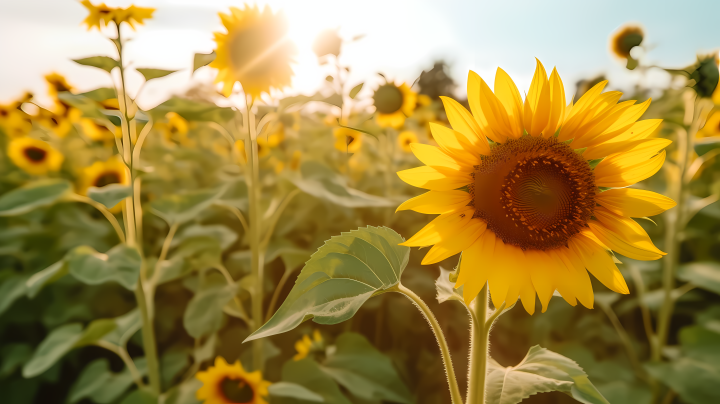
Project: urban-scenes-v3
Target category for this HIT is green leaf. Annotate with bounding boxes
[75,319,117,347]
[286,161,394,208]
[68,245,142,290]
[679,325,720,363]
[172,224,238,251]
[58,92,108,120]
[0,274,29,315]
[677,262,720,295]
[588,158,604,169]
[336,124,379,140]
[245,226,409,342]
[240,339,280,372]
[349,83,364,99]
[279,92,343,110]
[183,284,236,338]
[161,351,189,389]
[22,323,84,378]
[73,56,120,73]
[136,68,178,81]
[645,358,720,404]
[321,333,412,403]
[68,357,147,404]
[79,87,117,102]
[193,52,216,73]
[26,260,68,298]
[269,382,325,402]
[121,389,157,404]
[101,309,142,347]
[0,179,72,217]
[163,379,202,404]
[88,184,132,209]
[151,97,234,122]
[0,343,33,378]
[150,188,225,225]
[485,345,609,404]
[172,236,223,271]
[277,359,351,404]
[436,266,463,304]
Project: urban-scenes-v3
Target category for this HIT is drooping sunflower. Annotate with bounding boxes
[80,156,129,212]
[293,329,324,361]
[398,131,419,153]
[210,5,296,99]
[373,82,417,129]
[610,24,644,60]
[397,60,675,313]
[196,357,271,404]
[7,137,64,176]
[333,127,362,153]
[79,1,154,31]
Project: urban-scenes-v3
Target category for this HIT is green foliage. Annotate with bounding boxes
[149,188,225,225]
[68,245,142,290]
[192,52,215,73]
[136,68,178,81]
[183,284,236,338]
[151,97,234,122]
[0,179,71,216]
[677,262,720,295]
[268,382,325,402]
[72,56,120,73]
[88,184,132,209]
[349,83,364,99]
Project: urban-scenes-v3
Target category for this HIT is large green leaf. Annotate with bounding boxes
[677,262,720,295]
[172,224,238,251]
[645,358,720,404]
[121,389,157,404]
[321,333,412,403]
[163,379,202,404]
[245,226,408,342]
[679,325,720,363]
[0,274,29,315]
[73,56,119,73]
[436,266,463,304]
[88,184,132,209]
[0,343,33,378]
[150,188,225,225]
[0,179,72,216]
[68,357,148,404]
[58,92,108,120]
[276,359,351,404]
[269,382,325,402]
[485,346,609,404]
[79,87,117,102]
[287,162,395,208]
[25,260,68,298]
[68,245,142,290]
[136,68,178,81]
[183,284,236,338]
[151,97,234,122]
[101,309,142,347]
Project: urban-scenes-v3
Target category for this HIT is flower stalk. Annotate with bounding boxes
[466,285,489,404]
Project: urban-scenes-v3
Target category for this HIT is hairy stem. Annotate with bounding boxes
[467,285,489,404]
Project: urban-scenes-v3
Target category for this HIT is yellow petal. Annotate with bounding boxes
[571,234,630,294]
[546,249,577,306]
[410,143,467,171]
[440,96,488,150]
[607,119,663,143]
[593,206,665,255]
[401,207,474,247]
[526,250,556,312]
[572,99,634,148]
[558,80,608,141]
[487,239,514,309]
[595,98,652,142]
[494,68,524,138]
[523,59,551,136]
[476,74,516,141]
[459,230,496,304]
[596,188,676,218]
[430,122,487,164]
[422,219,487,264]
[397,166,472,191]
[543,67,566,138]
[595,141,668,188]
[396,190,472,214]
[554,248,594,309]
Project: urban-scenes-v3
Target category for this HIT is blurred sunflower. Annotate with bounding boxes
[45,73,74,100]
[293,330,324,361]
[80,156,129,212]
[398,131,418,153]
[210,5,296,98]
[333,127,362,153]
[114,5,155,29]
[373,82,416,129]
[234,140,247,164]
[80,1,154,30]
[610,24,644,60]
[0,101,32,138]
[397,59,675,313]
[699,111,720,138]
[37,107,80,138]
[312,29,342,58]
[79,119,119,141]
[196,357,271,404]
[157,112,192,146]
[7,137,64,175]
[289,150,302,171]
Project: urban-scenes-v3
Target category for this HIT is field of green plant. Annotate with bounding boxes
[1,3,719,404]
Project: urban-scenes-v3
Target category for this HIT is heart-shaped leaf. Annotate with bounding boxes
[26,260,68,298]
[183,284,236,339]
[245,226,408,342]
[136,68,178,81]
[88,184,132,209]
[485,345,609,404]
[68,245,142,290]
[276,359,351,404]
[0,179,72,216]
[73,56,120,73]
[677,262,720,295]
[150,188,225,225]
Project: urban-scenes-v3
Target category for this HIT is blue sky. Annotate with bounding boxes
[0,0,718,108]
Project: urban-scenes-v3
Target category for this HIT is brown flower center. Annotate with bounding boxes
[346,134,356,146]
[94,171,121,188]
[469,136,595,250]
[220,377,255,404]
[24,146,47,162]
[373,84,404,114]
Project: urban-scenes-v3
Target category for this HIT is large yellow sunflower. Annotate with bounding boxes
[397,60,675,314]
[79,156,129,212]
[210,5,296,99]
[196,357,271,404]
[7,137,64,176]
[373,82,417,129]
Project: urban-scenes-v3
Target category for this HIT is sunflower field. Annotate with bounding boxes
[1,2,720,404]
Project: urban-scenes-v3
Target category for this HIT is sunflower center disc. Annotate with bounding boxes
[24,147,47,162]
[373,84,404,114]
[470,136,596,250]
[94,172,121,188]
[220,377,255,404]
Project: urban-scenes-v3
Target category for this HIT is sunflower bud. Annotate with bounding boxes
[373,84,404,114]
[312,29,342,58]
[668,53,720,99]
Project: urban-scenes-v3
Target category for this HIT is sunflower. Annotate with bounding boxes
[80,1,154,31]
[79,119,119,141]
[157,112,192,146]
[289,150,302,171]
[334,127,362,153]
[234,140,248,164]
[114,5,155,29]
[80,156,129,212]
[398,131,419,153]
[37,107,81,138]
[293,330,324,361]
[45,73,74,101]
[397,60,675,314]
[312,29,342,58]
[699,111,720,138]
[7,137,64,176]
[210,5,296,99]
[0,102,32,138]
[610,24,644,60]
[374,82,417,129]
[196,357,271,404]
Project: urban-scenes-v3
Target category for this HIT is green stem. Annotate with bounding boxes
[467,285,489,404]
[396,284,462,404]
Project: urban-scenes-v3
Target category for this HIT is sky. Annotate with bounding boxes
[0,0,719,109]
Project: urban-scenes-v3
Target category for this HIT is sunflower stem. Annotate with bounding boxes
[467,284,489,404]
[396,284,463,404]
